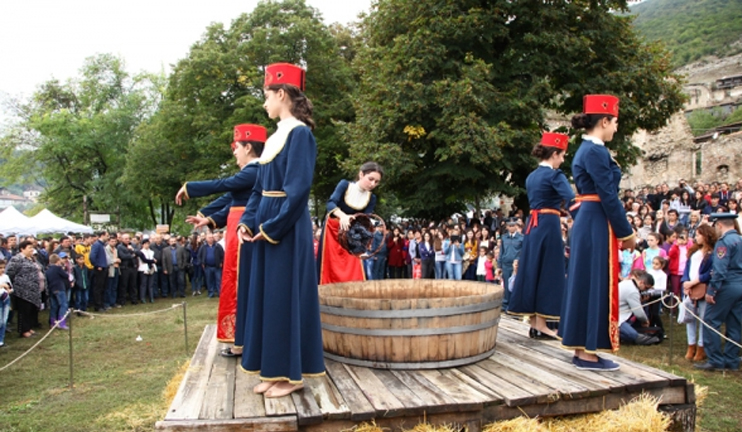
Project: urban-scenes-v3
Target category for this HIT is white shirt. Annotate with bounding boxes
[582,134,605,146]
[688,250,704,282]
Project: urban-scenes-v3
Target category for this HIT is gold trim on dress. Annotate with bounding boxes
[207,217,217,229]
[183,182,190,200]
[262,191,287,197]
[237,223,253,238]
[197,211,205,218]
[343,181,371,211]
[260,224,279,244]
[618,232,635,242]
[259,117,305,165]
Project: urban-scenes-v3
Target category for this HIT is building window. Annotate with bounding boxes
[694,151,702,176]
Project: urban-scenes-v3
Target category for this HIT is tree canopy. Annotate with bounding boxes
[0,54,160,227]
[343,0,686,219]
[123,0,355,226]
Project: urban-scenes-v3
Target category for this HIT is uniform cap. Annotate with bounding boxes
[264,63,305,91]
[541,132,569,151]
[583,94,619,118]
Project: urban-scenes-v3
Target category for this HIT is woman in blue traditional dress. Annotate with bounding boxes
[175,124,266,352]
[508,132,574,339]
[238,63,325,398]
[318,162,383,284]
[558,95,636,371]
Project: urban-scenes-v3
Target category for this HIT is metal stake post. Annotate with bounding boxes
[668,300,674,366]
[183,302,189,356]
[68,311,74,389]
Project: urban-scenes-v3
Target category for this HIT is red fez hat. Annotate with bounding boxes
[541,132,569,151]
[234,124,267,143]
[264,63,305,92]
[583,94,619,118]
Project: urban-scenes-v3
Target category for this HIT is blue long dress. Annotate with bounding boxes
[508,163,575,319]
[238,118,325,383]
[184,163,259,344]
[558,137,633,353]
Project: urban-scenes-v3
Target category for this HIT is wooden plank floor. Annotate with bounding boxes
[156,318,694,432]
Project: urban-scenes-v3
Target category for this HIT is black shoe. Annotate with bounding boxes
[529,328,537,339]
[694,362,720,371]
[220,348,242,358]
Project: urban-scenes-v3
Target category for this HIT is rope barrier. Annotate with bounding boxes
[675,293,742,350]
[0,303,185,373]
[0,309,72,372]
[73,303,183,319]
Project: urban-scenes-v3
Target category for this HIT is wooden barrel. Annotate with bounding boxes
[319,279,503,369]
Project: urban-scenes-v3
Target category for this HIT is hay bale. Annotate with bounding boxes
[163,359,190,407]
[482,394,670,432]
[483,417,548,432]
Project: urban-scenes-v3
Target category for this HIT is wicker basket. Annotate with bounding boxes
[337,213,386,258]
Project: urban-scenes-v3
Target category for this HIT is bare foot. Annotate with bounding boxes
[265,381,304,398]
[253,381,276,394]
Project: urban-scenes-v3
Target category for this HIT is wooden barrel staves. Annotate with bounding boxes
[318,279,503,369]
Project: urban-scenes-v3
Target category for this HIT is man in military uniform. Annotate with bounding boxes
[498,217,524,310]
[695,213,742,371]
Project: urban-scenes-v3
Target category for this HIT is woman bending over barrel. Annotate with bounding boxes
[318,162,383,284]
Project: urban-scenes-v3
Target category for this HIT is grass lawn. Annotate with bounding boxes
[1,298,740,431]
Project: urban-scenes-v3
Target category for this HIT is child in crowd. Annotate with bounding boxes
[46,253,72,330]
[475,246,488,282]
[668,230,692,301]
[72,254,90,312]
[647,256,668,296]
[642,233,667,270]
[620,246,642,279]
[0,260,12,348]
[484,252,496,283]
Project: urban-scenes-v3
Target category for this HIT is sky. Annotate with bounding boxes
[0,0,372,116]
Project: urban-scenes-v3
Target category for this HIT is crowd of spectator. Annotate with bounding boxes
[0,229,226,349]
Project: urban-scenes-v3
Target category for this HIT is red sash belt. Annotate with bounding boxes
[525,208,561,234]
[569,194,600,212]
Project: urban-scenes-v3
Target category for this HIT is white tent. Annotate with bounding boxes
[29,209,94,234]
[0,206,36,236]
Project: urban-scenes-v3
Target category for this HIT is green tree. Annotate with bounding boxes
[343,0,686,219]
[125,0,356,226]
[0,54,159,227]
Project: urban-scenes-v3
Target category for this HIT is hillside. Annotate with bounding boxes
[630,0,742,66]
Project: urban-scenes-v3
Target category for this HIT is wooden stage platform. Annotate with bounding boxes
[156,318,695,431]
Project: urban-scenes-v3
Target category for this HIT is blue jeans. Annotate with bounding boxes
[50,291,69,322]
[106,270,119,307]
[445,262,462,280]
[686,300,707,346]
[372,257,387,280]
[0,295,9,345]
[73,288,89,311]
[204,266,220,297]
[363,259,374,280]
[190,265,204,293]
[619,320,639,343]
[434,261,446,279]
[140,273,154,303]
